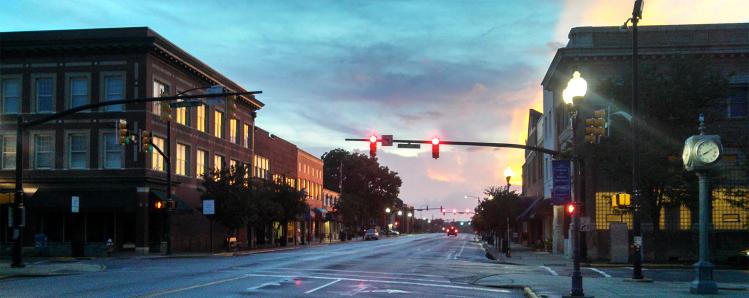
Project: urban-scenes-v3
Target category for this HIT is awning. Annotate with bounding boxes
[27,188,136,212]
[517,197,552,221]
[150,190,193,213]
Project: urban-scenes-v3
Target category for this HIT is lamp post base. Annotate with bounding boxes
[689,261,718,294]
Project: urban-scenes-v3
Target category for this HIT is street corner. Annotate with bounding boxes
[0,261,106,279]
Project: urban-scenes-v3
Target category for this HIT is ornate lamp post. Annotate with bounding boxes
[562,70,588,297]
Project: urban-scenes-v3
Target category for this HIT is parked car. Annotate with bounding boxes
[364,228,379,240]
[446,226,458,237]
[388,230,400,236]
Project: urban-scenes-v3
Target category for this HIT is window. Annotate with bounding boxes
[70,77,89,108]
[196,149,207,179]
[196,105,206,132]
[253,155,270,179]
[728,87,748,118]
[214,154,224,173]
[102,133,123,169]
[176,143,189,176]
[214,110,223,138]
[68,133,88,169]
[2,78,20,114]
[153,80,169,115]
[176,101,188,125]
[243,123,250,148]
[229,118,237,144]
[36,77,54,113]
[103,75,124,112]
[34,134,54,169]
[230,159,237,173]
[151,136,165,171]
[1,135,16,169]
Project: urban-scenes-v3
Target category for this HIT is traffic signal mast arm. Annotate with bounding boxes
[345,138,560,156]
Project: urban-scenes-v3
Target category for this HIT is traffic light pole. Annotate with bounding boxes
[9,90,260,268]
[345,138,559,156]
[630,1,644,281]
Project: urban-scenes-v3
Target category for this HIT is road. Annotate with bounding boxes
[1,233,524,297]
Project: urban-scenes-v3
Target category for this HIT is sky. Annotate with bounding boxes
[1,0,747,221]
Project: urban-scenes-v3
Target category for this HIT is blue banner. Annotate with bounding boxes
[552,160,571,205]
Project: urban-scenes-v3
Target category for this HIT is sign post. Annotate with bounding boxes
[551,160,571,205]
[203,199,215,253]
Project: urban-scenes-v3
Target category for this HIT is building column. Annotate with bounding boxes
[552,205,565,254]
[135,187,150,255]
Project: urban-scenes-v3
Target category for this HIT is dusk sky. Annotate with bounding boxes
[2,0,747,221]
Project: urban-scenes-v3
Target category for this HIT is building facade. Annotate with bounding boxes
[0,27,263,256]
[541,23,749,261]
[297,149,325,242]
[520,108,552,250]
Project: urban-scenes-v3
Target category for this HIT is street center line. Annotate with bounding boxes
[587,267,611,278]
[270,268,445,278]
[141,274,252,297]
[455,241,467,258]
[540,266,559,276]
[304,278,342,294]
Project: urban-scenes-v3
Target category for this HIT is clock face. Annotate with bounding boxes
[682,144,691,167]
[696,141,720,164]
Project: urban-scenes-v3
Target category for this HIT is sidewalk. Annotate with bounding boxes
[0,260,105,280]
[478,241,749,298]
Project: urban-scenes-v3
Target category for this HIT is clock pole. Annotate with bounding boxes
[691,171,718,294]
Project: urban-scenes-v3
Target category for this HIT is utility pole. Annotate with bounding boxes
[630,0,645,280]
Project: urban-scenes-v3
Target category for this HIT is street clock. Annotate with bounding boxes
[682,134,722,172]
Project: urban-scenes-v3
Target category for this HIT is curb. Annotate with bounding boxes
[523,286,540,298]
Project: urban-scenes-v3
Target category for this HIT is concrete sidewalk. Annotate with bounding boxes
[0,260,105,279]
[479,241,749,297]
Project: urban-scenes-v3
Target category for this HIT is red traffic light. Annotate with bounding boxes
[566,203,575,214]
[155,200,164,209]
[432,137,440,159]
[369,135,377,158]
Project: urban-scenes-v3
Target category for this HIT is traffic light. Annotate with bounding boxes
[141,130,152,153]
[369,135,377,158]
[118,119,128,145]
[166,199,176,210]
[584,109,607,144]
[452,208,457,215]
[431,137,440,159]
[566,203,575,215]
[154,200,164,209]
[160,90,172,122]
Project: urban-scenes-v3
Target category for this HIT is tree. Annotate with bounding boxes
[270,178,307,246]
[322,149,403,231]
[593,56,731,231]
[201,164,252,235]
[472,186,525,246]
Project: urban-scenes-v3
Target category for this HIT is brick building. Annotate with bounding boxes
[519,108,552,249]
[0,27,262,256]
[297,149,325,242]
[540,23,749,261]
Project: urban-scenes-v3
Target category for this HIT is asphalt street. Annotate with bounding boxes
[1,233,524,297]
[2,233,747,297]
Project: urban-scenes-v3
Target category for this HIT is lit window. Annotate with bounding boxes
[151,136,165,171]
[214,110,223,138]
[176,143,189,176]
[103,75,124,112]
[70,77,89,108]
[103,132,123,169]
[196,149,207,178]
[196,105,206,132]
[2,78,21,114]
[214,154,224,172]
[34,134,54,169]
[230,159,237,173]
[243,123,250,148]
[153,81,169,115]
[1,135,16,169]
[36,77,54,113]
[229,118,237,143]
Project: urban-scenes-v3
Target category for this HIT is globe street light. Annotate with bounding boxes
[385,207,391,213]
[504,166,514,191]
[397,210,403,216]
[563,70,587,297]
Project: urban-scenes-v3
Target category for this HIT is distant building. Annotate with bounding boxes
[541,23,749,261]
[0,27,263,256]
[297,149,325,242]
[519,109,552,250]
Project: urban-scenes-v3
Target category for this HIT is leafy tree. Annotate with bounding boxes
[270,178,308,246]
[201,164,252,235]
[593,56,731,230]
[472,186,525,244]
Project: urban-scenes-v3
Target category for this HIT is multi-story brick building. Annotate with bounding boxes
[297,149,324,242]
[540,23,749,261]
[519,108,552,249]
[0,27,262,256]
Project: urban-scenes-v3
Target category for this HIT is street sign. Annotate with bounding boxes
[551,160,571,205]
[203,199,215,215]
[71,196,80,213]
[580,216,594,231]
[169,100,204,108]
[381,135,393,146]
[397,143,421,149]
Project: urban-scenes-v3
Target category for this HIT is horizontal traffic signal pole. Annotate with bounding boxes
[345,138,559,156]
[23,91,262,128]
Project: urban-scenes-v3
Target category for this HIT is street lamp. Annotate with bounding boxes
[504,166,514,257]
[504,166,514,191]
[397,210,403,216]
[563,70,587,297]
[622,0,646,281]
